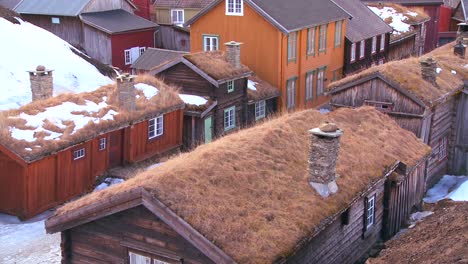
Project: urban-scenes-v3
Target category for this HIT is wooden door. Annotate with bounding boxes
[109,130,123,168]
[204,116,212,143]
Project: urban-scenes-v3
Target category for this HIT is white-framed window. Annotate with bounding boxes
[224,106,236,131]
[350,43,356,62]
[366,195,376,229]
[73,148,85,160]
[255,100,266,120]
[98,138,106,151]
[287,31,297,61]
[226,0,243,16]
[171,9,184,25]
[319,24,327,52]
[380,34,385,51]
[438,137,448,161]
[371,36,377,54]
[203,35,219,51]
[51,17,60,24]
[125,47,145,65]
[307,27,316,56]
[129,251,170,264]
[334,20,342,47]
[305,71,315,101]
[124,49,131,65]
[317,68,325,96]
[379,58,384,65]
[227,80,235,93]
[360,40,365,59]
[286,78,296,109]
[148,115,164,139]
[139,47,146,56]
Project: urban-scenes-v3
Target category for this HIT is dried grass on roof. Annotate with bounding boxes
[184,51,251,80]
[0,6,20,24]
[329,42,468,106]
[247,75,281,101]
[0,75,182,161]
[53,107,430,263]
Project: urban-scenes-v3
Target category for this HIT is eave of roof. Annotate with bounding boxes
[80,9,158,34]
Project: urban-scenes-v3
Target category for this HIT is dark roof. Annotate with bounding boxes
[363,0,444,5]
[80,9,158,34]
[186,0,351,33]
[153,0,213,8]
[335,0,392,42]
[0,0,21,9]
[15,0,91,16]
[132,48,187,71]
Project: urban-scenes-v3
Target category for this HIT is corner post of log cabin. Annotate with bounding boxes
[61,230,71,264]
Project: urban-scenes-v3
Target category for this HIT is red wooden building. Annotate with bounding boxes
[132,0,152,20]
[0,72,184,219]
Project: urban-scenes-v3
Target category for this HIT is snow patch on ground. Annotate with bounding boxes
[368,6,412,34]
[94,177,125,192]
[179,94,208,106]
[423,175,468,203]
[319,108,331,114]
[0,17,112,111]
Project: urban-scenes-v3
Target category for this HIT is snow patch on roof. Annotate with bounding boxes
[368,6,413,35]
[179,94,208,106]
[248,80,258,91]
[135,83,159,99]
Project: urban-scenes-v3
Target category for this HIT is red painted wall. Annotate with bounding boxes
[439,6,452,32]
[132,0,151,20]
[111,30,155,71]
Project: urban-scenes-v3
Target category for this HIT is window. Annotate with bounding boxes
[227,80,235,93]
[319,24,327,53]
[226,0,243,15]
[287,32,297,61]
[438,137,448,161]
[73,148,85,160]
[380,34,385,51]
[203,35,219,51]
[139,47,146,56]
[124,49,131,65]
[148,115,164,139]
[98,138,106,151]
[359,40,365,59]
[305,71,315,101]
[317,68,325,96]
[365,195,376,229]
[255,100,266,120]
[129,251,170,264]
[350,43,356,62]
[307,27,316,56]
[286,78,296,109]
[171,9,184,25]
[51,17,60,24]
[125,47,145,65]
[371,36,377,54]
[334,20,342,47]
[364,100,393,112]
[224,106,236,131]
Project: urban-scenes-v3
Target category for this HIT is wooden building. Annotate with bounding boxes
[328,43,468,186]
[186,0,351,110]
[152,0,213,26]
[0,73,184,219]
[132,0,152,20]
[155,24,191,51]
[14,0,158,71]
[368,3,430,61]
[145,44,280,148]
[45,107,430,264]
[334,0,393,76]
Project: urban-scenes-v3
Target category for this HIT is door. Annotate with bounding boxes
[204,116,212,144]
[109,130,123,168]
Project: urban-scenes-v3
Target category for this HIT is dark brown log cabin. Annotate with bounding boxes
[0,73,184,219]
[45,107,430,264]
[145,44,279,148]
[328,43,468,187]
[334,0,393,76]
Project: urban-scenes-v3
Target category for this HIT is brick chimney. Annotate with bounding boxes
[420,57,437,86]
[29,65,53,101]
[224,41,242,68]
[454,41,466,58]
[308,122,343,197]
[116,73,136,112]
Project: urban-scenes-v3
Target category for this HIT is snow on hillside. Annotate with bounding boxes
[423,175,468,203]
[0,17,112,111]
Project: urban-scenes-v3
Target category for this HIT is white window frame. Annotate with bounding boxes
[307,27,316,56]
[334,20,342,47]
[366,195,376,229]
[286,78,296,109]
[438,136,448,161]
[359,40,365,59]
[171,9,184,25]
[305,71,315,101]
[139,47,146,56]
[148,115,164,139]
[317,68,325,96]
[227,80,235,93]
[380,34,385,51]
[203,35,219,51]
[350,43,356,62]
[129,251,151,264]
[255,100,266,120]
[124,49,131,65]
[51,17,60,24]
[98,138,106,151]
[287,31,297,61]
[319,24,327,53]
[371,36,377,54]
[225,0,243,16]
[73,148,85,160]
[224,106,236,131]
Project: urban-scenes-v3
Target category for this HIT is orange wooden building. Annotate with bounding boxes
[0,74,184,219]
[186,0,351,109]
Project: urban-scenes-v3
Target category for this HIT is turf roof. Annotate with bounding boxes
[52,107,430,263]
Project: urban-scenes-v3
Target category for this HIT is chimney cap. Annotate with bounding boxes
[224,41,243,46]
[116,73,135,82]
[27,65,53,73]
[310,122,343,138]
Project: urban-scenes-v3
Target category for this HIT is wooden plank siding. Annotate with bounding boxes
[388,35,416,62]
[65,206,214,264]
[82,25,112,65]
[343,34,390,76]
[21,15,83,47]
[452,87,468,173]
[82,0,134,13]
[155,25,190,52]
[0,151,25,216]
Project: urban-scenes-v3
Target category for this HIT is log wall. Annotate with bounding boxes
[0,151,25,216]
[452,88,468,174]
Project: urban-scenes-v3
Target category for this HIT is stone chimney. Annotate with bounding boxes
[420,57,437,86]
[308,122,343,197]
[29,65,53,101]
[116,73,136,112]
[454,41,466,58]
[224,41,242,68]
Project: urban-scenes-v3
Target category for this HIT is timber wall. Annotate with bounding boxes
[344,34,389,76]
[22,15,83,47]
